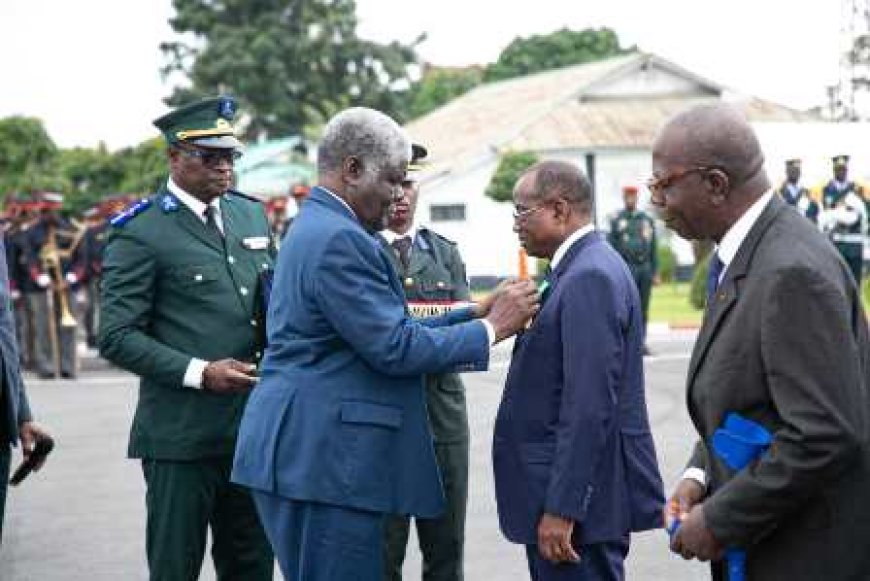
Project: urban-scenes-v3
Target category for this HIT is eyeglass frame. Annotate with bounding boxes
[512,202,550,222]
[646,165,725,201]
[174,144,242,167]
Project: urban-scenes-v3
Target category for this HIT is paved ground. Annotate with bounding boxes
[0,333,708,580]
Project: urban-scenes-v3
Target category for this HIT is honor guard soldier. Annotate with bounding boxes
[778,159,819,224]
[821,155,867,283]
[380,144,473,581]
[99,96,274,581]
[4,196,38,369]
[608,184,658,355]
[22,192,84,379]
[79,201,113,349]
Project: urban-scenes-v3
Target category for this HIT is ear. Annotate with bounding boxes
[553,197,571,222]
[342,156,364,185]
[705,168,730,204]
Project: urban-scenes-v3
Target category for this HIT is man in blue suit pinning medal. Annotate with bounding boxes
[231,107,539,581]
[493,160,664,581]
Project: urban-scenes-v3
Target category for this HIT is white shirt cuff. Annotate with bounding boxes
[184,358,208,389]
[480,319,496,346]
[681,467,707,489]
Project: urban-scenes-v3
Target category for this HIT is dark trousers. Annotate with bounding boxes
[84,277,100,347]
[629,265,653,341]
[524,538,629,581]
[252,491,385,581]
[141,458,273,581]
[26,291,76,378]
[384,441,468,581]
[0,445,9,545]
[835,243,864,286]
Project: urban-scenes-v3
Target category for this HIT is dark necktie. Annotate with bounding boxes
[706,252,724,303]
[391,236,412,270]
[204,205,223,239]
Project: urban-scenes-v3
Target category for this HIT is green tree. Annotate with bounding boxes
[161,0,419,138]
[485,151,539,203]
[116,138,168,196]
[485,27,630,83]
[408,66,482,119]
[0,116,64,196]
[58,144,127,214]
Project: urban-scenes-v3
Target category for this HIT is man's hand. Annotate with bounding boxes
[671,503,725,562]
[202,359,258,393]
[472,278,518,319]
[19,421,51,472]
[665,477,705,534]
[537,513,581,564]
[485,280,539,342]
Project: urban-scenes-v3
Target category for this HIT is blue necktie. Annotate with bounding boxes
[706,252,724,303]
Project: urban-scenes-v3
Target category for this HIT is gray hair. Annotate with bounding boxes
[317,107,411,176]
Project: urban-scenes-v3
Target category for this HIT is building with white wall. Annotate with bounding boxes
[405,52,820,278]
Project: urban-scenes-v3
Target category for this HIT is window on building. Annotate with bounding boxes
[430,204,466,222]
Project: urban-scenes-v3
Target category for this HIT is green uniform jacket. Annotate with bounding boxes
[99,186,275,461]
[608,209,658,274]
[378,227,471,444]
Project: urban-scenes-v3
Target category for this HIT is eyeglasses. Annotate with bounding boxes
[176,146,242,167]
[512,204,547,222]
[646,166,720,200]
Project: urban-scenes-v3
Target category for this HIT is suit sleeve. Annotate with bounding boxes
[544,269,624,523]
[314,230,488,377]
[98,229,191,388]
[703,266,866,545]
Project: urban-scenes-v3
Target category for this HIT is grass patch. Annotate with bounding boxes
[649,283,702,327]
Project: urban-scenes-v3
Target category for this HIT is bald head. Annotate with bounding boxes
[655,103,767,191]
[650,103,771,242]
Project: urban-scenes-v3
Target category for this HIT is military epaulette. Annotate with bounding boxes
[226,190,263,204]
[110,198,153,228]
[407,300,472,319]
[420,227,456,246]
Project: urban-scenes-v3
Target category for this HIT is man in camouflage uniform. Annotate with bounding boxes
[821,155,867,284]
[778,158,819,224]
[380,144,471,581]
[608,185,657,355]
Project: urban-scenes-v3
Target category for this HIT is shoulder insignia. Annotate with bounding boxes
[110,198,153,228]
[160,193,180,213]
[226,189,263,204]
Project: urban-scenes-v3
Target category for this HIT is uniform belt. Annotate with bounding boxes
[831,233,865,244]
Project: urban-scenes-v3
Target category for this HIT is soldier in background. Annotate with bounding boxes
[22,193,84,379]
[821,155,867,284]
[608,184,658,355]
[380,144,473,581]
[778,158,819,224]
[6,196,41,371]
[80,202,111,349]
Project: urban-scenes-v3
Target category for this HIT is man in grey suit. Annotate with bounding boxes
[652,103,870,580]
[0,232,51,544]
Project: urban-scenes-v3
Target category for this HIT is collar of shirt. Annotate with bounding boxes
[167,178,223,229]
[319,186,357,221]
[715,189,774,278]
[381,224,418,246]
[786,182,800,196]
[550,223,595,271]
[834,179,849,191]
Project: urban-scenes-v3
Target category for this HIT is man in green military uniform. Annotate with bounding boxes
[99,96,274,581]
[380,144,471,581]
[821,155,867,284]
[608,184,658,355]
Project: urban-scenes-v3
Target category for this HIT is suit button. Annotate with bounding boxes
[194,274,203,282]
[250,319,257,327]
[261,263,269,269]
[228,256,235,264]
[404,277,414,287]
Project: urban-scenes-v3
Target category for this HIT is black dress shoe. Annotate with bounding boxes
[60,372,77,380]
[642,345,652,356]
[37,371,56,380]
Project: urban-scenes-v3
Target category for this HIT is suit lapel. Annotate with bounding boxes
[687,196,786,387]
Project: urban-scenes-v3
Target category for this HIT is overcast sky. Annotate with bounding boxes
[0,0,843,150]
